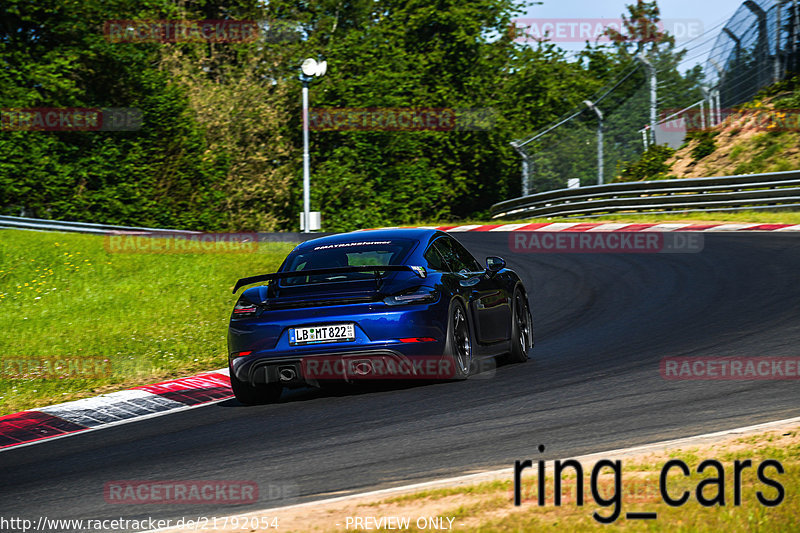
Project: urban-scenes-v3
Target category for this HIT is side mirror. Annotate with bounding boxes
[485,256,505,274]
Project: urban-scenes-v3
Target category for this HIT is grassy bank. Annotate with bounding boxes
[209,424,798,532]
[0,229,295,415]
[414,431,798,532]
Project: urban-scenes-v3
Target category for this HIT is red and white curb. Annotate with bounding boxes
[413,222,800,232]
[0,369,231,451]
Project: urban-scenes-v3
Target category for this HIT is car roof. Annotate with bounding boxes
[292,228,445,252]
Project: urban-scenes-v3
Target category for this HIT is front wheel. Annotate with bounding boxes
[507,289,532,363]
[443,300,473,380]
[230,369,283,405]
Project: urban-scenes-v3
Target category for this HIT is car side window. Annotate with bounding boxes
[431,238,457,272]
[450,238,482,272]
[434,237,480,273]
[424,243,449,272]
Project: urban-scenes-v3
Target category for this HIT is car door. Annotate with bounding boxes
[435,236,511,344]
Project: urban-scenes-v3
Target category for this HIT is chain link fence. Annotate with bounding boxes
[706,0,800,108]
[512,0,800,197]
[513,64,665,194]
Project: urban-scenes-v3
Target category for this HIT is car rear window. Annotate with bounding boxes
[281,239,415,285]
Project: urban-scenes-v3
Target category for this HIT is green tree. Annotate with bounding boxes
[0,0,237,229]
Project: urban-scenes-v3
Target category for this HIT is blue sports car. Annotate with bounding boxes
[228,228,533,404]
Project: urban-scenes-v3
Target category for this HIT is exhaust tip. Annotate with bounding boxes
[351,360,373,376]
[278,367,297,382]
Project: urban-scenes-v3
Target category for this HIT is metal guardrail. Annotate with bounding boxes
[0,215,200,235]
[490,170,800,219]
[0,216,329,242]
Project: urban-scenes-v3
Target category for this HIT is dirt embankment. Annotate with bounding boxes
[668,105,800,178]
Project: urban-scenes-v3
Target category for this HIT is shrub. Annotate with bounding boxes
[616,144,675,182]
[688,130,718,161]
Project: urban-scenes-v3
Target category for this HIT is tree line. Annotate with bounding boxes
[0,0,703,231]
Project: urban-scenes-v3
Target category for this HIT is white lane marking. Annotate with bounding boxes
[528,223,579,231]
[642,223,692,232]
[586,223,632,232]
[447,224,484,232]
[38,389,186,427]
[146,414,800,532]
[705,223,759,231]
[0,396,231,453]
[0,369,230,453]
[489,223,530,231]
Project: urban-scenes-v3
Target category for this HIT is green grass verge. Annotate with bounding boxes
[0,229,296,415]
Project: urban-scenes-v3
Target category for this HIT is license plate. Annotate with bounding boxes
[289,324,356,345]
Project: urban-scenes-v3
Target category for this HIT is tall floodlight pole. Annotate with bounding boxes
[510,141,531,196]
[701,86,711,128]
[509,107,585,196]
[301,80,310,233]
[583,100,604,185]
[299,57,327,233]
[637,54,657,145]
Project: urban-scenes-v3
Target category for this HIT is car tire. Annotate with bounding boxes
[508,289,532,363]
[230,369,283,405]
[443,300,473,380]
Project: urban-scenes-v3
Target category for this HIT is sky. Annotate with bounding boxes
[519,0,742,71]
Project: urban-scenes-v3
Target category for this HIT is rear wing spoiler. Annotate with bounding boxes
[233,265,426,293]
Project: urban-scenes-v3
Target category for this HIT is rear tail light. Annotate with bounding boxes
[233,299,259,317]
[232,351,252,358]
[383,288,438,306]
[399,337,436,343]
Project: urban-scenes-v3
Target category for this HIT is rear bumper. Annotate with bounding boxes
[228,301,451,386]
[229,301,446,350]
[230,349,455,386]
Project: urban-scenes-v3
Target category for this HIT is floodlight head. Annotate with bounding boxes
[301,58,327,78]
[583,100,603,120]
[301,58,318,77]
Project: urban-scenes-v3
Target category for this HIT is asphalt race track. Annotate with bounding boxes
[2,232,799,531]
